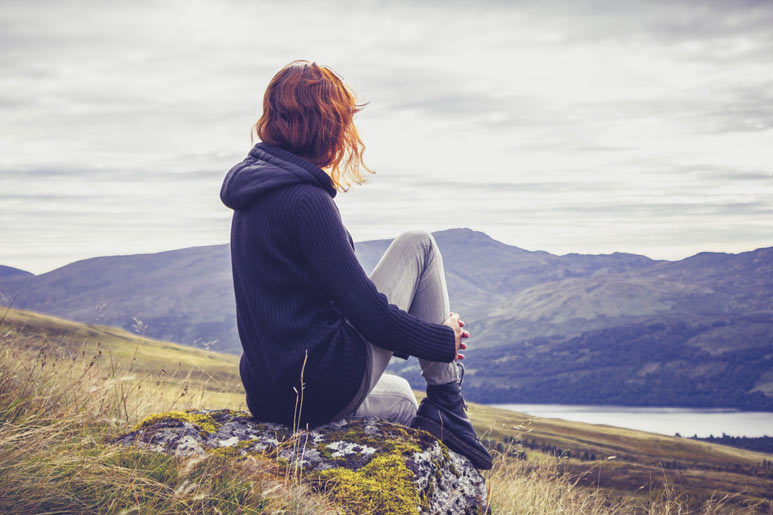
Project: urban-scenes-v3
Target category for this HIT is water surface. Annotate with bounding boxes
[488,403,773,438]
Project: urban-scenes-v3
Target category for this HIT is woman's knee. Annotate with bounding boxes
[393,229,436,256]
[390,374,419,406]
[387,375,419,424]
[389,377,419,425]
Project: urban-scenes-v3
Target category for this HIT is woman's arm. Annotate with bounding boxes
[295,188,457,363]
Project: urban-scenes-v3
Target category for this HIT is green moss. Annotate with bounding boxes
[439,443,450,462]
[131,410,220,434]
[437,443,460,477]
[313,454,421,515]
[425,481,434,496]
[214,408,250,419]
[432,459,443,482]
[339,427,364,440]
[209,446,243,459]
[384,439,423,455]
[209,438,268,459]
[423,480,435,508]
[316,442,346,463]
[322,420,423,458]
[230,438,256,449]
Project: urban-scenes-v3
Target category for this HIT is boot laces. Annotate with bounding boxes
[457,361,468,411]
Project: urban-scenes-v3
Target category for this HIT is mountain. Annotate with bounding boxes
[356,229,665,319]
[0,228,669,353]
[0,245,235,351]
[390,312,773,410]
[0,265,33,279]
[1,228,771,409]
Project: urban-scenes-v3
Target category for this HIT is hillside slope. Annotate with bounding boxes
[0,265,33,279]
[0,245,236,352]
[0,304,243,408]
[7,228,770,353]
[390,313,773,410]
[2,307,771,513]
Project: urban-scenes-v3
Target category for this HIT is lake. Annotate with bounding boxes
[488,403,773,438]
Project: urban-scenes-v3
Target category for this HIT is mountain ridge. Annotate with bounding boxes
[1,228,771,410]
[0,265,33,279]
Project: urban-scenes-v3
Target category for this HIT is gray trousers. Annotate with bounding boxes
[336,230,460,425]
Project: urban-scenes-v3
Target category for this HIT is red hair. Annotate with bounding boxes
[255,60,373,191]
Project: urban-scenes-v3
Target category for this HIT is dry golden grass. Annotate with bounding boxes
[2,306,772,514]
[469,402,773,514]
[0,306,336,514]
[484,445,770,514]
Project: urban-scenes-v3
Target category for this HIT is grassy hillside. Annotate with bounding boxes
[471,403,773,511]
[0,244,238,352]
[0,306,335,513]
[2,307,771,513]
[1,304,244,409]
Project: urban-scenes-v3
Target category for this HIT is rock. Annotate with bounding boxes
[114,409,488,514]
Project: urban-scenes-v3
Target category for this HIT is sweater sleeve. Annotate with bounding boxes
[295,188,457,363]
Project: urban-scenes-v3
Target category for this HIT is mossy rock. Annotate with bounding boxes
[114,410,487,514]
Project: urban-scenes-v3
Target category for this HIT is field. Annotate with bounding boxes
[1,306,771,513]
[471,404,773,512]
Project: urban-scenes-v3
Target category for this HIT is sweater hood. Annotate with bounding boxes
[220,142,337,210]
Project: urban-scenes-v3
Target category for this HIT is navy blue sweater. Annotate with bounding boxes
[221,142,456,427]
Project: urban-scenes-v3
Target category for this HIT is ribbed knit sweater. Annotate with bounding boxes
[220,142,457,427]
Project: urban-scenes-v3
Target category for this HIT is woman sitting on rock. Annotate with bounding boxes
[220,60,491,469]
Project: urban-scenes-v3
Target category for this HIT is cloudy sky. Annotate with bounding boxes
[2,0,772,274]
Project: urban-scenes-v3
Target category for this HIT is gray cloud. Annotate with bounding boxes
[545,201,773,218]
[524,0,773,46]
[2,0,773,273]
[0,167,223,182]
[666,165,773,182]
[403,178,622,194]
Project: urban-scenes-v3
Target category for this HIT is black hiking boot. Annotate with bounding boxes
[410,363,493,470]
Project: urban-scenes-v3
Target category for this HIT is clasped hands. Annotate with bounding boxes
[442,311,468,361]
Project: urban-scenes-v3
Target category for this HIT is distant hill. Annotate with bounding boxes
[0,265,33,279]
[1,228,771,409]
[0,245,234,351]
[390,313,773,410]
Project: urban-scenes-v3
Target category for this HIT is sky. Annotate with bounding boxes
[1,0,772,274]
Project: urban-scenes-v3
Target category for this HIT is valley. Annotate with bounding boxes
[2,228,771,411]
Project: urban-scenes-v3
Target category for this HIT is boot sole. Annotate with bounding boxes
[412,415,493,470]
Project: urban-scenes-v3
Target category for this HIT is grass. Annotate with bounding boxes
[469,403,773,512]
[0,306,335,514]
[1,306,772,514]
[484,450,750,514]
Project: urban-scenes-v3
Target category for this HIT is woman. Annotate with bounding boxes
[220,60,491,469]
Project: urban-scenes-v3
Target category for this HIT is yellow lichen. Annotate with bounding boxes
[313,454,421,515]
[131,411,220,434]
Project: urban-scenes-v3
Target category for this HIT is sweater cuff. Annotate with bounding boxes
[427,324,457,363]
